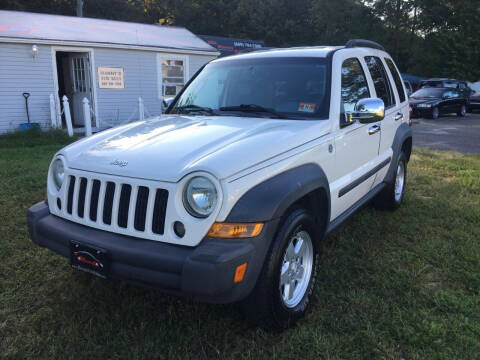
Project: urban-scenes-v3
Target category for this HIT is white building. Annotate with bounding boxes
[0,10,218,133]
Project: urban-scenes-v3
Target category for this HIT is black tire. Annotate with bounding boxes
[374,152,407,211]
[457,104,467,117]
[241,208,320,330]
[430,107,439,119]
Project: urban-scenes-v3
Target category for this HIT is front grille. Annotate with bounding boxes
[64,175,169,235]
[134,186,149,231]
[152,189,168,235]
[89,180,101,221]
[103,182,115,225]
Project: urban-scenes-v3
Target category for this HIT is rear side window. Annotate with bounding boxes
[445,90,460,98]
[385,58,406,103]
[443,82,457,88]
[365,56,395,108]
[340,58,370,114]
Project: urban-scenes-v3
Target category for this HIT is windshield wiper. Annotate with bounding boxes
[220,104,288,119]
[174,104,217,115]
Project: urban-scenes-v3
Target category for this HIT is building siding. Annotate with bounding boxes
[92,48,214,128]
[0,43,55,133]
[189,54,215,77]
[0,43,215,133]
[93,48,161,128]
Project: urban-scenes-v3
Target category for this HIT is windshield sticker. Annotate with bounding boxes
[298,102,316,113]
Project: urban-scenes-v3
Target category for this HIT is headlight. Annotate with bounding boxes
[51,158,65,190]
[183,176,218,218]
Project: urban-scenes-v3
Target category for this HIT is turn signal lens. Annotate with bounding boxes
[207,222,263,238]
[234,263,247,283]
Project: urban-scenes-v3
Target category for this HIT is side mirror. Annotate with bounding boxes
[345,98,385,125]
[162,97,174,113]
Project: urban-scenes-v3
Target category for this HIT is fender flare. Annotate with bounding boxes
[385,123,412,183]
[225,163,330,223]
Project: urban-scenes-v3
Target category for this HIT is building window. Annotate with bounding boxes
[161,59,185,97]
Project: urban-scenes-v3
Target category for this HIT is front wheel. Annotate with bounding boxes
[457,104,467,117]
[374,152,407,211]
[241,209,319,329]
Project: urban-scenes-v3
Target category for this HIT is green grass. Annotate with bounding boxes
[1,130,479,359]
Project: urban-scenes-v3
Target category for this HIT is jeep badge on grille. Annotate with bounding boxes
[110,159,128,167]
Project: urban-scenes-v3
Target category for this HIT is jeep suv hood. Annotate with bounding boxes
[64,115,330,182]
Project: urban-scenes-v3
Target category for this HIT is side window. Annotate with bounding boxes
[340,58,370,114]
[443,90,455,98]
[364,56,395,108]
[385,58,406,103]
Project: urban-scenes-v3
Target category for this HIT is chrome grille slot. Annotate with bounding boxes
[63,174,169,238]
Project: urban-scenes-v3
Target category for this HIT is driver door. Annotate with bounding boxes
[331,57,381,220]
[441,90,457,113]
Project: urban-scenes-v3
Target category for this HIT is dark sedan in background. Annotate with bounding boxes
[419,78,480,111]
[409,87,467,119]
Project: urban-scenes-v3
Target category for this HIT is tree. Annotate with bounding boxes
[1,0,479,80]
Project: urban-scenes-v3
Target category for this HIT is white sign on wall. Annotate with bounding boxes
[98,67,125,89]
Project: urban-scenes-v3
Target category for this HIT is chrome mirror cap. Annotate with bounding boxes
[346,98,385,124]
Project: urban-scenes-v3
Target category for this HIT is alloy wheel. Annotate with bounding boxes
[279,230,314,308]
[394,160,405,202]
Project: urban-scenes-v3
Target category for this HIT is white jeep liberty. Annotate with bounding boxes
[28,39,412,329]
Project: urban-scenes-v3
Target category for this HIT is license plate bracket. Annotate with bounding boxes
[70,242,109,278]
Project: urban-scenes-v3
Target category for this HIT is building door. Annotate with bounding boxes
[70,53,92,126]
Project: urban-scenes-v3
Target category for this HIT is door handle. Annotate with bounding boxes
[394,112,403,121]
[368,124,381,135]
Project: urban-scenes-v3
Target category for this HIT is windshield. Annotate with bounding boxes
[168,57,330,119]
[411,88,445,98]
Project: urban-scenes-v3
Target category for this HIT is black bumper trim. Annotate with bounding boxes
[27,201,278,303]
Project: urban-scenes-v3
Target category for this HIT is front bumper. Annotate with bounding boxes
[411,107,432,118]
[27,201,278,303]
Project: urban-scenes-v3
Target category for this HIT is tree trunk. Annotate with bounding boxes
[76,0,83,17]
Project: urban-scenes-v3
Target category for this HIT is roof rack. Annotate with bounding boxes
[345,39,385,51]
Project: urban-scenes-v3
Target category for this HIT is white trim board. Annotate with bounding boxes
[1,37,220,57]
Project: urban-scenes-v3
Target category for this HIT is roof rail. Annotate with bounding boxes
[345,39,385,51]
